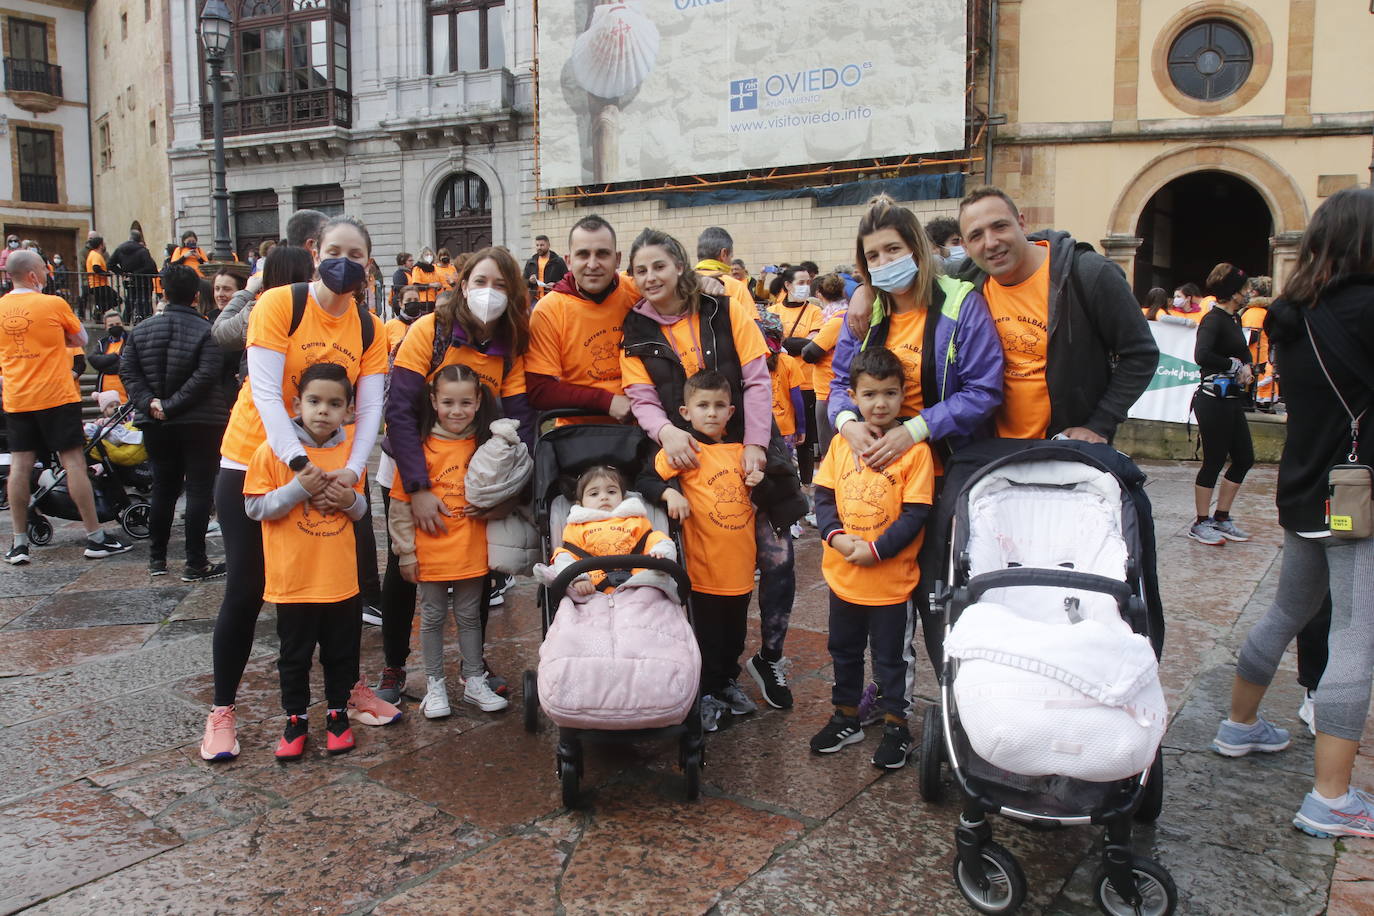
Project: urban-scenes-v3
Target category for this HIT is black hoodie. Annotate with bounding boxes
[955,229,1158,441]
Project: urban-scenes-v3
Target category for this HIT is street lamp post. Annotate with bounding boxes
[199,0,234,263]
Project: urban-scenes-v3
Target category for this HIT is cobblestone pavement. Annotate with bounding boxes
[1,460,1371,915]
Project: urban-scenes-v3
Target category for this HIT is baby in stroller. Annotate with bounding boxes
[549,465,678,596]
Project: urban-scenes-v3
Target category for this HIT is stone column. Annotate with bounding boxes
[1270,231,1304,291]
[1100,234,1143,288]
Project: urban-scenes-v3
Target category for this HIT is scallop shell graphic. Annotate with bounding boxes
[571,2,660,100]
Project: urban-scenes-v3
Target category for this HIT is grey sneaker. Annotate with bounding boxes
[715,679,758,716]
[1294,787,1374,838]
[1212,518,1251,542]
[1188,519,1225,546]
[699,694,727,733]
[1211,715,1291,757]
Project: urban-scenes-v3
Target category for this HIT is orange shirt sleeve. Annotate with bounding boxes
[360,314,388,376]
[653,449,678,482]
[787,353,803,389]
[243,441,284,497]
[729,299,769,366]
[621,344,652,388]
[901,443,936,505]
[393,315,438,376]
[244,286,293,354]
[814,442,837,490]
[525,297,565,378]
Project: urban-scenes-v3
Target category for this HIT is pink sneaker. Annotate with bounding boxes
[199,705,240,761]
[347,680,402,726]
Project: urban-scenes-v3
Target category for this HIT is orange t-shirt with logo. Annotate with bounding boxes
[0,291,83,413]
[97,338,126,401]
[770,352,803,436]
[621,298,769,389]
[655,443,756,596]
[984,241,1052,439]
[882,306,929,418]
[812,312,847,401]
[392,313,526,398]
[390,434,487,582]
[816,434,935,606]
[527,283,636,397]
[552,514,669,589]
[244,437,365,604]
[220,284,388,466]
[771,300,823,391]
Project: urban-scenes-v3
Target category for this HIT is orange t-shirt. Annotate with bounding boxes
[86,250,109,288]
[771,300,823,391]
[882,307,929,418]
[384,318,408,356]
[172,247,208,277]
[620,298,770,388]
[815,434,935,606]
[770,352,803,436]
[392,313,526,397]
[984,241,1052,439]
[536,254,550,285]
[408,266,440,303]
[812,312,847,401]
[655,443,756,596]
[389,434,487,582]
[0,291,84,413]
[526,283,636,396]
[96,338,127,401]
[244,436,365,604]
[220,284,388,466]
[435,263,459,290]
[552,513,669,589]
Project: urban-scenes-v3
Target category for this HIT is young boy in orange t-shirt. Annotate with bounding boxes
[244,362,391,760]
[811,348,934,770]
[653,369,763,733]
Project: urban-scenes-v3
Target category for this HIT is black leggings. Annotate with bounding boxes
[211,468,265,707]
[354,475,381,607]
[797,390,817,486]
[1193,392,1253,489]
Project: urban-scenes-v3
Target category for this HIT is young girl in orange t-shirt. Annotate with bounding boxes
[388,364,509,719]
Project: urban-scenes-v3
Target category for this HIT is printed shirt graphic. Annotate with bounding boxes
[390,435,487,582]
[984,240,1052,439]
[621,298,769,388]
[221,285,388,465]
[244,438,365,604]
[393,313,526,398]
[655,442,756,596]
[882,307,928,417]
[526,283,637,397]
[815,435,935,606]
[770,352,803,435]
[0,291,83,412]
[97,338,126,400]
[812,312,846,400]
[553,515,668,588]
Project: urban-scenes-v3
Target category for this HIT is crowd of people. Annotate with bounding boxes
[0,183,1372,838]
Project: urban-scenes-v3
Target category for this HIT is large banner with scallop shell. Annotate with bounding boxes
[537,0,967,188]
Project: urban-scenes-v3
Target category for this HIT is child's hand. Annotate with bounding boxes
[399,562,419,583]
[572,578,595,597]
[829,533,854,556]
[846,540,878,566]
[743,468,764,487]
[664,489,690,521]
[296,462,327,495]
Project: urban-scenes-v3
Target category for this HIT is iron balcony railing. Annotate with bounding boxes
[3,58,62,96]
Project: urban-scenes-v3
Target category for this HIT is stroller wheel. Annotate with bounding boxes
[559,757,581,809]
[919,704,944,803]
[27,516,53,547]
[120,503,151,540]
[1092,855,1176,916]
[683,748,702,802]
[522,670,539,734]
[1134,746,1164,824]
[953,841,1026,914]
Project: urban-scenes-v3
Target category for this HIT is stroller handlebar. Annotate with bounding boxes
[966,567,1135,604]
[547,555,692,605]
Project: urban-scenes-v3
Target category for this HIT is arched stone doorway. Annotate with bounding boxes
[1132,171,1272,299]
[433,172,493,255]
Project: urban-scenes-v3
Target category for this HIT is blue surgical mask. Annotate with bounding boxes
[318,257,366,295]
[869,254,918,293]
[946,245,966,262]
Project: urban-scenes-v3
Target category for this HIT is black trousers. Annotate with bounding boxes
[353,474,382,607]
[1193,392,1254,489]
[691,591,750,694]
[797,390,817,486]
[211,468,265,707]
[1297,593,1333,691]
[277,597,362,714]
[142,424,222,569]
[379,488,490,670]
[829,593,913,719]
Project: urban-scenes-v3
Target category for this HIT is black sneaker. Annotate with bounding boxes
[810,712,864,754]
[872,722,914,769]
[149,559,168,577]
[181,562,227,582]
[84,533,133,559]
[361,604,384,627]
[489,573,513,607]
[5,543,30,566]
[746,652,794,709]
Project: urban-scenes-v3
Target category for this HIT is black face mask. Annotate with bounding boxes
[107,327,125,339]
[401,301,424,320]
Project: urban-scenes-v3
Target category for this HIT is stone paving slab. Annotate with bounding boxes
[0,623,157,677]
[4,586,189,631]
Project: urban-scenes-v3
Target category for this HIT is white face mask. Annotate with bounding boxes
[791,283,811,301]
[466,286,508,323]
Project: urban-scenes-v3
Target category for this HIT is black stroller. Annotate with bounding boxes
[520,412,705,807]
[920,441,1172,916]
[24,402,152,545]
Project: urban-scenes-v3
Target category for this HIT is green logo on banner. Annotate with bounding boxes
[1147,351,1198,392]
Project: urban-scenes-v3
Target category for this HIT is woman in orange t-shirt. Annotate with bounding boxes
[201,215,394,764]
[171,232,209,277]
[434,248,460,291]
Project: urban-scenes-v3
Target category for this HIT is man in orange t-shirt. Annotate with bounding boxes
[957,187,1157,443]
[0,250,133,562]
[522,235,568,301]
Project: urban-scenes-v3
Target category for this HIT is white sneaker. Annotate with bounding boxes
[1299,690,1315,736]
[804,512,817,528]
[463,674,509,712]
[421,676,451,719]
[789,522,804,540]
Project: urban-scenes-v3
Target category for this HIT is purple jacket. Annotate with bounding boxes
[828,275,1003,449]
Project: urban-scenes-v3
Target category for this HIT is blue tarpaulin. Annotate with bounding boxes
[596,172,965,210]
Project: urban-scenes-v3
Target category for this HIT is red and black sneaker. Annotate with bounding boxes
[274,714,309,761]
[325,709,355,755]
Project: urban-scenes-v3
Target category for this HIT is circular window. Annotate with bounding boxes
[1168,20,1253,101]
